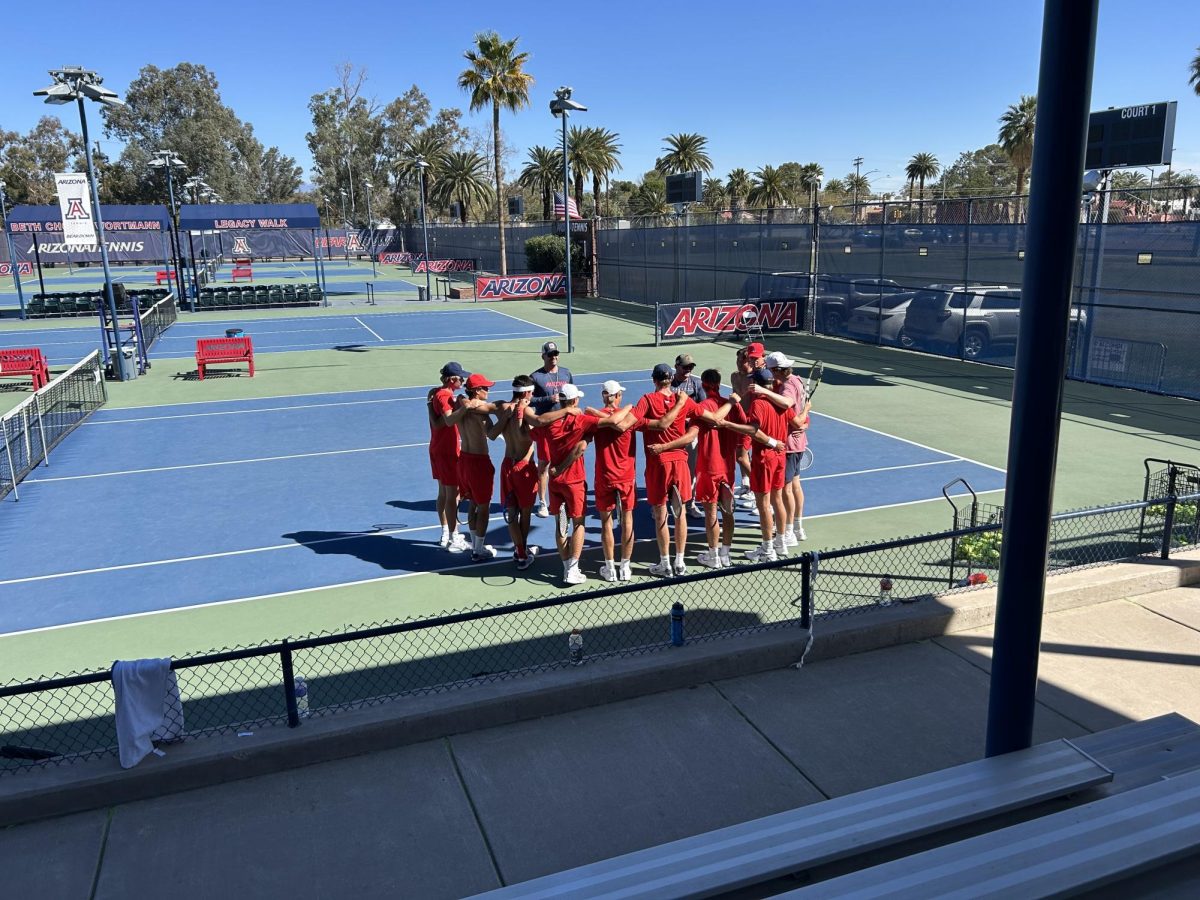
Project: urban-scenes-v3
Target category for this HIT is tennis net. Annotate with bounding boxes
[0,351,106,501]
[138,294,178,352]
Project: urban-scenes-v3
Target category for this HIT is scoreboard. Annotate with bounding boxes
[1085,102,1176,170]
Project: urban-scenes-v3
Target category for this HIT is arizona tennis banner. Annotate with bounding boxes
[54,173,97,247]
[0,262,33,276]
[657,299,800,340]
[414,258,476,274]
[475,273,567,300]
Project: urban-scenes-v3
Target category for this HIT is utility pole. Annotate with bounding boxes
[853,156,864,223]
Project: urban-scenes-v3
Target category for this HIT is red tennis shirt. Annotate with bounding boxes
[428,387,459,458]
[592,410,638,485]
[633,391,697,463]
[532,413,599,484]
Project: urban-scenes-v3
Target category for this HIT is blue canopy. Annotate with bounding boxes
[178,203,320,231]
[4,203,170,233]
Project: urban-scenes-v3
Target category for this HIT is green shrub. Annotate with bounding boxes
[1146,501,1198,525]
[524,234,585,274]
[955,532,1002,566]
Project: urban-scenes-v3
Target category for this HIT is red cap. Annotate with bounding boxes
[465,373,495,390]
[746,342,765,358]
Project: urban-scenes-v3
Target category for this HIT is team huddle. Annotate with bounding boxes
[427,340,814,586]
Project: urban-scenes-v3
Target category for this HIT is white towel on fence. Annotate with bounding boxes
[111,658,184,769]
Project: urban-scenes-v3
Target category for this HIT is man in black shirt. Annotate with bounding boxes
[529,340,574,517]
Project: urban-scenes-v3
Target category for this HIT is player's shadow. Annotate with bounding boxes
[283,528,443,571]
[387,499,438,513]
[333,344,371,352]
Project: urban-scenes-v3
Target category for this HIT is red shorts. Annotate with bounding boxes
[548,479,587,519]
[750,448,786,493]
[457,452,495,506]
[645,457,692,506]
[500,457,538,509]
[694,468,731,504]
[594,478,635,513]
[429,447,459,486]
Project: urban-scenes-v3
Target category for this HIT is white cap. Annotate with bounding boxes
[765,351,796,368]
[601,379,626,395]
[559,384,584,400]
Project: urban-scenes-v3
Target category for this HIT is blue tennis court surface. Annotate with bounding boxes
[0,368,1005,635]
[0,309,561,365]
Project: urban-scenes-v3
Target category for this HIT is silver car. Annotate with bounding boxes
[847,294,915,346]
[900,286,1017,360]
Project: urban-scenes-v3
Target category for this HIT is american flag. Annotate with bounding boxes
[553,191,583,220]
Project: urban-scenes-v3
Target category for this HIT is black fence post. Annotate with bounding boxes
[800,553,813,630]
[1161,494,1177,560]
[281,640,300,728]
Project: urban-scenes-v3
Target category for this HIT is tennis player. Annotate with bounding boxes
[488,375,540,570]
[529,341,574,519]
[694,369,747,568]
[528,384,597,586]
[450,373,501,562]
[764,351,809,545]
[583,380,639,582]
[428,361,469,552]
[729,348,756,502]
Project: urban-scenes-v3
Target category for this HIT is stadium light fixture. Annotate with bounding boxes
[413,157,432,301]
[32,67,126,377]
[549,87,586,352]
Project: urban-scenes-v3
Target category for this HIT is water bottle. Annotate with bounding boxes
[568,629,583,665]
[670,602,686,646]
[294,676,310,718]
[879,577,894,607]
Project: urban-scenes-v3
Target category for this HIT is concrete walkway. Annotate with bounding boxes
[4,582,1199,898]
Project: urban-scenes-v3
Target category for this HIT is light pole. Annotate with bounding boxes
[148,150,189,311]
[0,181,28,319]
[34,67,125,377]
[338,189,349,264]
[414,158,432,302]
[363,178,376,277]
[550,86,587,353]
[808,175,822,335]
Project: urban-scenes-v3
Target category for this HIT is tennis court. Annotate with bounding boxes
[0,308,562,364]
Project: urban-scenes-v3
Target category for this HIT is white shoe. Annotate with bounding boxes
[796,527,807,541]
[471,544,497,562]
[719,550,733,568]
[745,544,778,563]
[648,561,673,578]
[734,485,751,498]
[773,537,788,557]
[447,533,470,553]
[564,568,588,586]
[619,561,632,582]
[674,560,688,577]
[599,563,618,582]
[697,550,722,569]
[736,495,756,509]
[535,503,550,519]
[438,531,450,548]
[687,502,704,519]
[783,531,798,548]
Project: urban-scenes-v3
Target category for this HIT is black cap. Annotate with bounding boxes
[652,363,673,381]
[752,367,774,386]
[541,341,560,355]
[440,361,469,379]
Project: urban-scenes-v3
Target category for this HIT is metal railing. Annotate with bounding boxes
[0,351,106,501]
[2,493,1196,775]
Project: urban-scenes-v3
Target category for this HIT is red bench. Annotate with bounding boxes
[0,348,50,390]
[231,266,253,282]
[155,270,176,285]
[195,337,254,381]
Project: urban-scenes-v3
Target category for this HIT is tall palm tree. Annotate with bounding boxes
[458,31,533,275]
[726,168,753,215]
[517,145,560,220]
[584,127,621,217]
[567,125,591,211]
[844,173,871,222]
[702,178,727,210]
[433,151,493,222]
[998,95,1037,222]
[905,152,940,222]
[800,163,823,209]
[658,133,712,175]
[1175,172,1198,217]
[398,131,451,212]
[748,165,792,222]
[1191,47,1200,96]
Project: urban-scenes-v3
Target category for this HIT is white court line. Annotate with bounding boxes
[157,325,369,338]
[22,441,428,483]
[802,458,965,481]
[354,316,385,342]
[811,410,1007,475]
[485,306,566,335]
[803,488,1007,522]
[147,330,558,357]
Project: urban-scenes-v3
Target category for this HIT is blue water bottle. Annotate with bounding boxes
[670,602,686,646]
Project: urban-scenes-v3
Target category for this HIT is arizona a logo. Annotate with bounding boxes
[232,237,251,255]
[346,232,363,252]
[65,197,90,220]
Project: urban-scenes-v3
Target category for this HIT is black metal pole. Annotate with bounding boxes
[281,641,300,728]
[985,0,1099,758]
[32,233,47,297]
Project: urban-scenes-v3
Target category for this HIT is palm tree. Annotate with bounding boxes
[726,168,753,215]
[517,145,560,220]
[905,152,940,222]
[703,178,727,210]
[998,95,1037,222]
[659,133,712,175]
[433,151,493,222]
[844,173,871,222]
[748,165,792,222]
[567,125,592,212]
[398,131,450,213]
[583,127,621,217]
[458,31,533,276]
[800,163,823,209]
[1175,172,1198,217]
[629,181,670,216]
[1191,47,1200,96]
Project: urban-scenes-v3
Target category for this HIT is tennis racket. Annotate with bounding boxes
[718,482,736,516]
[503,492,515,525]
[668,483,684,526]
[556,503,570,539]
[796,448,815,471]
[805,360,825,402]
[613,489,623,533]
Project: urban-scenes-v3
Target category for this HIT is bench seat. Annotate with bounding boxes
[195,336,254,380]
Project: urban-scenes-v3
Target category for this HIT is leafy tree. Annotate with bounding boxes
[0,118,83,203]
[1175,172,1199,216]
[458,31,534,276]
[844,173,872,222]
[932,144,1015,198]
[307,64,385,226]
[998,95,1037,219]
[658,133,712,175]
[629,179,669,216]
[702,178,727,210]
[726,168,753,214]
[433,150,493,221]
[905,152,939,222]
[517,145,561,220]
[258,148,304,202]
[525,232,584,272]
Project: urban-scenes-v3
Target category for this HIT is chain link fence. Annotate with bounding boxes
[3,493,1197,777]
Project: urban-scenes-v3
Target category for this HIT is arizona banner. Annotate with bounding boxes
[475,273,567,300]
[414,258,476,274]
[54,173,97,247]
[657,299,800,340]
[0,262,33,276]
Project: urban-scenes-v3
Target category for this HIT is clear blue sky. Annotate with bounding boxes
[3,0,1197,190]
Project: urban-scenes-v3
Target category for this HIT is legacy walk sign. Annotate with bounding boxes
[54,173,98,247]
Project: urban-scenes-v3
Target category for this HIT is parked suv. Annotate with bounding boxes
[900,286,1018,359]
[745,273,912,335]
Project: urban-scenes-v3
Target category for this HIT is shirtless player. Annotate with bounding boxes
[487,375,540,570]
[450,373,501,562]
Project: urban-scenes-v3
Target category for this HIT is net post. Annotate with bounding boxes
[31,391,50,468]
[800,552,813,630]
[280,640,300,727]
[3,430,19,501]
